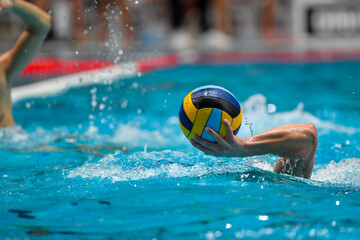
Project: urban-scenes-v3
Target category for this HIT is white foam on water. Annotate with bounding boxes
[112,124,171,148]
[312,158,360,187]
[67,150,260,182]
[239,94,359,136]
[0,125,67,150]
[252,159,274,172]
[78,116,188,149]
[67,147,360,187]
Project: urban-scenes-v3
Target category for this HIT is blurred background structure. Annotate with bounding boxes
[1,0,360,83]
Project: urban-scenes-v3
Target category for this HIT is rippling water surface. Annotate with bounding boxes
[1,62,359,239]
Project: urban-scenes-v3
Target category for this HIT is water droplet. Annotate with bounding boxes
[90,88,97,94]
[132,82,139,88]
[258,215,269,221]
[267,103,276,113]
[114,56,120,63]
[205,231,214,240]
[121,99,128,109]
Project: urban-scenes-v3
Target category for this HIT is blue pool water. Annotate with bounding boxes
[1,62,360,239]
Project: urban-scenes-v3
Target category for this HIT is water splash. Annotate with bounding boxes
[67,146,360,188]
[313,158,360,187]
[0,125,67,150]
[78,116,188,149]
[67,150,264,182]
[77,94,359,150]
[239,94,359,136]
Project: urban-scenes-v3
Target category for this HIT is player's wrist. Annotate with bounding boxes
[234,137,248,157]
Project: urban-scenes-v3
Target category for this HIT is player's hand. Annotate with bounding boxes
[190,119,246,157]
[0,0,14,12]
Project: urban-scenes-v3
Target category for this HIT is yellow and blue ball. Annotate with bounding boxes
[179,85,242,142]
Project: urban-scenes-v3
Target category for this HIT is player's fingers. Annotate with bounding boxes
[204,127,230,148]
[192,135,217,149]
[190,139,219,156]
[192,134,228,155]
[223,119,235,143]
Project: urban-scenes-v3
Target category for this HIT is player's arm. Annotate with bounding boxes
[0,0,51,81]
[191,120,318,179]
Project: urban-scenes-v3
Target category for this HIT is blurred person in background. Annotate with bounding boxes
[29,0,135,47]
[168,0,233,51]
[261,0,276,41]
[29,0,87,43]
[0,0,50,127]
[260,0,289,44]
